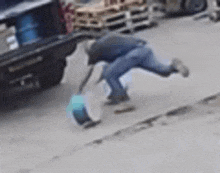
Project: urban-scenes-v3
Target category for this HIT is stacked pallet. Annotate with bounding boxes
[74,0,158,33]
[74,4,117,31]
[103,0,145,10]
[103,5,155,33]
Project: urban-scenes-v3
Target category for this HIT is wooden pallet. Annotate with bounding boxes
[74,26,103,32]
[74,0,146,18]
[74,3,118,29]
[62,0,162,33]
[104,0,145,10]
[75,4,119,18]
[103,5,155,33]
[74,0,159,32]
[74,19,104,29]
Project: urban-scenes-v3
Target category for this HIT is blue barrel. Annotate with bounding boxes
[66,95,92,125]
[15,4,60,45]
[15,10,46,45]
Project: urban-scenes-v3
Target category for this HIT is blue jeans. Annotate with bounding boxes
[102,45,175,97]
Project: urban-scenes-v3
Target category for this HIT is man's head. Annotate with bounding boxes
[83,39,96,54]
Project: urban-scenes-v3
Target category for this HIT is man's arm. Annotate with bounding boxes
[95,63,110,84]
[78,65,95,94]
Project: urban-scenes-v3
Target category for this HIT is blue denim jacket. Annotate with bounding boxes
[87,33,147,65]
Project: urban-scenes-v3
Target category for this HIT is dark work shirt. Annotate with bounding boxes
[87,33,147,65]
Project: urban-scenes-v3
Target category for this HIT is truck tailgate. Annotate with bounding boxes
[0,31,103,69]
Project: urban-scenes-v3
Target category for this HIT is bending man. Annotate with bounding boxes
[83,32,190,105]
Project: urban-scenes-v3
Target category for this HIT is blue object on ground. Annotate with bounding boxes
[66,95,92,125]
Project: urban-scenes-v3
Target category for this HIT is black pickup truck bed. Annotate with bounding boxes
[0,31,103,99]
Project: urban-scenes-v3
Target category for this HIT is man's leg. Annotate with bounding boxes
[102,48,144,104]
[137,46,189,77]
[102,46,189,104]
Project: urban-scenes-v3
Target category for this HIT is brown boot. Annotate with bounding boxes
[171,58,190,78]
[105,94,130,105]
[107,86,129,100]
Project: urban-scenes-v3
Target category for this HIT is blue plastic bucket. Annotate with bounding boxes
[66,95,92,125]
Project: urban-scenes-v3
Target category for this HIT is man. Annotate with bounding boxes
[83,32,190,105]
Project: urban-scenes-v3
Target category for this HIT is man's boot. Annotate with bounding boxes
[171,58,190,78]
[105,94,130,105]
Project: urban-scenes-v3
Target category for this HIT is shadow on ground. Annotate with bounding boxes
[0,83,76,115]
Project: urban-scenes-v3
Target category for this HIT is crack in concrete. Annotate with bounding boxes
[198,93,220,105]
[166,105,194,116]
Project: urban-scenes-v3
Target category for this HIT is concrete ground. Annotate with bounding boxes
[1,15,220,173]
[32,93,220,173]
